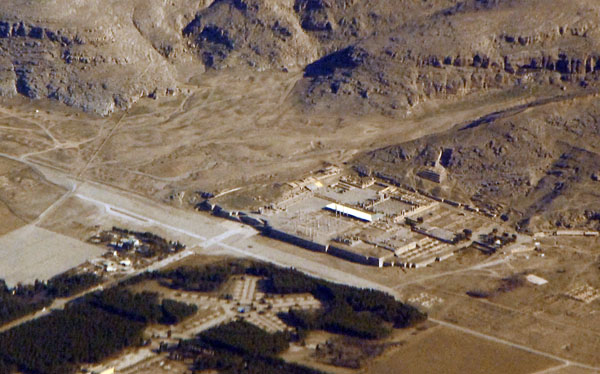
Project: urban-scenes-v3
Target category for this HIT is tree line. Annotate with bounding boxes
[0,260,426,374]
[0,288,196,374]
[246,263,427,337]
[178,320,325,374]
[142,260,426,339]
[0,272,102,326]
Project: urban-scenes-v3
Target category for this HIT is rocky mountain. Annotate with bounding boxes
[298,0,600,116]
[3,0,600,116]
[0,0,200,114]
[354,94,600,232]
[2,0,600,230]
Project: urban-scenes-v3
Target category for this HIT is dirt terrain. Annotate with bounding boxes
[0,156,64,235]
[1,1,600,373]
[0,69,545,209]
[367,324,558,374]
[355,93,600,232]
[1,0,600,228]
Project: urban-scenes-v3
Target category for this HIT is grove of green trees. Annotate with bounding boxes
[150,261,426,339]
[0,288,196,374]
[0,272,101,326]
[179,320,325,374]
[0,259,425,374]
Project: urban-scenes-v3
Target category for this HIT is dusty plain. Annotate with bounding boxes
[2,1,600,373]
[0,21,598,374]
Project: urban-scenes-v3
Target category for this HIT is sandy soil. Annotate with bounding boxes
[0,156,65,229]
[367,324,559,374]
[0,225,104,286]
[0,69,545,208]
[0,203,25,236]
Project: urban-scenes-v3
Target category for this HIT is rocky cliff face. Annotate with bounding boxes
[182,0,319,70]
[0,0,454,113]
[0,0,193,114]
[297,0,600,116]
[2,0,600,116]
[180,0,433,71]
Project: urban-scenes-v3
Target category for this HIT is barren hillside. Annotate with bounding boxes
[2,0,600,231]
[0,0,203,114]
[3,0,600,115]
[298,0,600,116]
[355,94,600,232]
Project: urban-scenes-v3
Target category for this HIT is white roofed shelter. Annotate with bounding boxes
[526,274,548,285]
[325,203,375,222]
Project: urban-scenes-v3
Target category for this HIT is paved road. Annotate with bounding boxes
[74,192,209,242]
[1,154,600,372]
[0,249,196,333]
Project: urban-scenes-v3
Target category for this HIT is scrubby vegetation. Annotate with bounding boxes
[466,274,526,299]
[314,336,402,369]
[0,288,196,374]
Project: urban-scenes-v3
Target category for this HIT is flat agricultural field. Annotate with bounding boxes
[0,225,104,286]
[367,325,559,374]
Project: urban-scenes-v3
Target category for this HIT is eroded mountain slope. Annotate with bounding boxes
[299,0,600,116]
[355,94,600,231]
[0,0,205,114]
[4,0,600,117]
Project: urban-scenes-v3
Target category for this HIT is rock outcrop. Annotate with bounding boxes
[297,0,600,116]
[355,95,600,231]
[0,0,187,114]
[2,0,600,116]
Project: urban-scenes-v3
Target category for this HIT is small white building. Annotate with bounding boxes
[325,203,378,222]
[526,274,548,285]
[119,259,132,267]
[104,262,117,272]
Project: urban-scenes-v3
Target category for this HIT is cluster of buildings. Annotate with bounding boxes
[86,228,187,276]
[199,171,497,269]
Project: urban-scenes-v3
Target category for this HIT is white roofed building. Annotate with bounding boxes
[324,203,381,222]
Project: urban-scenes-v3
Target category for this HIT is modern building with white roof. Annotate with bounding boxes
[324,203,378,222]
[526,274,548,285]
